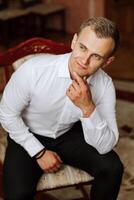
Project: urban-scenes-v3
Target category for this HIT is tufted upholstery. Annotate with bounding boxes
[37,165,92,191]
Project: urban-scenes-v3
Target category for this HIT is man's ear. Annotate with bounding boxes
[71,33,78,50]
[102,56,115,69]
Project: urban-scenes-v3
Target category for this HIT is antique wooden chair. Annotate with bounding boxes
[0,37,93,200]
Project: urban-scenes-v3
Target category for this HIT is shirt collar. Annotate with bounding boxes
[58,53,71,79]
[87,76,94,86]
[58,52,95,86]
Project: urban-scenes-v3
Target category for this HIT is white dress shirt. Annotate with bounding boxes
[0,53,119,157]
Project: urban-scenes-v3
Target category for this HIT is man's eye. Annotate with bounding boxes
[80,45,86,51]
[92,54,102,61]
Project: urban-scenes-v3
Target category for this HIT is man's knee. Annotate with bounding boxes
[100,152,124,178]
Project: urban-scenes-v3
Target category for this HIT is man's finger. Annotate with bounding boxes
[54,153,63,164]
[83,76,88,85]
[72,80,80,90]
[72,72,85,87]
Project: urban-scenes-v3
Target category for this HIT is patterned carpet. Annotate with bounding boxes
[0,81,134,199]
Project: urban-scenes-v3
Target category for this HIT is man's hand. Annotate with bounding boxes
[66,72,95,117]
[36,150,63,173]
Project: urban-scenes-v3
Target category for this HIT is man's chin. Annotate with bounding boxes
[70,67,90,79]
[75,71,88,78]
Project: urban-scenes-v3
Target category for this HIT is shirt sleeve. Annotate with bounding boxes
[0,61,44,157]
[80,79,119,154]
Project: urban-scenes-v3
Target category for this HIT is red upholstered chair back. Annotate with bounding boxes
[0,37,71,93]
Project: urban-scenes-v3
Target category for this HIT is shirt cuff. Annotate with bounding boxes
[23,135,45,157]
[80,108,106,129]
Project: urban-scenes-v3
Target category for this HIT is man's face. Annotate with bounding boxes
[68,27,115,78]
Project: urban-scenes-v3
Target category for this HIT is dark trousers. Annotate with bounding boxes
[3,122,124,200]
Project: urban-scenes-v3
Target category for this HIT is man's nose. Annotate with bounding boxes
[81,53,91,65]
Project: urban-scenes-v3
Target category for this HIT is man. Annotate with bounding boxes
[0,17,123,200]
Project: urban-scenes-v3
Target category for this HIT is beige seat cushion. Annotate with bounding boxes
[37,164,93,191]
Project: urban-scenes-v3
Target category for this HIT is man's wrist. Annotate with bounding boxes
[34,148,46,159]
[82,103,95,118]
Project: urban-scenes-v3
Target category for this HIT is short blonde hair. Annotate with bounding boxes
[78,17,120,55]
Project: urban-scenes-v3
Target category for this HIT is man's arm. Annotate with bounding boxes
[0,62,45,157]
[66,72,118,154]
[0,58,63,172]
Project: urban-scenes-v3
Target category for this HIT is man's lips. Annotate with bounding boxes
[77,62,87,69]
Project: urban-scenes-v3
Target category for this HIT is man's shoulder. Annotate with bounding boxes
[91,69,114,92]
[15,53,63,74]
[94,69,112,84]
[91,69,115,103]
[11,53,64,81]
